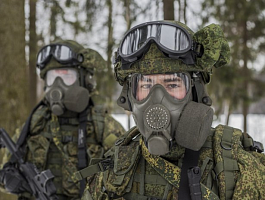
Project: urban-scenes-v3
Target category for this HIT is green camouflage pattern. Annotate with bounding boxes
[193,24,230,70]
[0,104,124,199]
[140,138,181,190]
[201,184,220,200]
[39,40,106,79]
[114,21,230,86]
[103,142,140,196]
[213,125,240,199]
[82,124,265,200]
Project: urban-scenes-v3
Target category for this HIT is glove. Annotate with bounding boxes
[0,162,32,194]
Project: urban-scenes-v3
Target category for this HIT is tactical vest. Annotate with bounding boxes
[83,124,265,200]
[25,104,107,200]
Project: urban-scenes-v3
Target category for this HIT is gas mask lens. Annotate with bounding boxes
[46,69,78,86]
[132,73,190,101]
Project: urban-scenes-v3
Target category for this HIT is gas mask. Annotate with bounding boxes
[129,73,213,155]
[45,68,89,116]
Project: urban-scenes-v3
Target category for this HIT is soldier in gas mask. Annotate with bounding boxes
[0,40,125,200]
[81,21,265,200]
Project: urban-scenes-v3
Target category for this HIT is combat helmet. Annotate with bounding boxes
[36,39,106,91]
[113,20,230,110]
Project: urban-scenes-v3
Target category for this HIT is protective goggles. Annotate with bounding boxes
[131,73,190,101]
[115,21,200,68]
[46,68,78,86]
[37,44,84,69]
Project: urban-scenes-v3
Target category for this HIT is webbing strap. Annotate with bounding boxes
[11,101,45,163]
[140,156,145,195]
[178,149,201,200]
[58,117,79,125]
[73,157,113,182]
[92,105,106,144]
[133,174,168,185]
[214,159,239,176]
[73,163,103,182]
[41,132,97,144]
[78,108,89,197]
[16,101,45,148]
[220,126,238,200]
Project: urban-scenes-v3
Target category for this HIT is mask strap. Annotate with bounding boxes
[79,67,86,87]
[193,73,212,106]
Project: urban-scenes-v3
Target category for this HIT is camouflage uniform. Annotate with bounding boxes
[83,125,265,200]
[0,40,125,200]
[20,102,124,200]
[81,22,265,200]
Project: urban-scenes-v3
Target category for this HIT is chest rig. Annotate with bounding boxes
[16,101,107,200]
[84,124,264,200]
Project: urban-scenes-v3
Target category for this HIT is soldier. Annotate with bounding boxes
[0,40,125,200]
[81,21,265,200]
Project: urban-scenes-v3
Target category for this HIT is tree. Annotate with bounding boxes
[201,0,265,132]
[0,0,28,134]
[29,0,37,109]
[163,0,174,20]
[0,1,28,199]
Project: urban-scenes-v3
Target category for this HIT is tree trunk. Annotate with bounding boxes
[163,0,175,20]
[50,1,58,41]
[125,0,132,30]
[0,0,27,199]
[178,0,181,21]
[29,0,37,109]
[224,99,231,125]
[106,0,115,109]
[242,19,249,133]
[0,0,28,134]
[183,0,187,23]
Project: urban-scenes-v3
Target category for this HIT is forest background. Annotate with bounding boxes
[1,0,265,198]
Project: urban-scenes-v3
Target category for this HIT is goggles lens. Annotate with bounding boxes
[37,45,79,68]
[37,46,51,64]
[120,23,191,56]
[54,45,72,60]
[132,73,190,101]
[46,68,78,86]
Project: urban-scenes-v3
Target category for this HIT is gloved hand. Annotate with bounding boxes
[0,162,32,194]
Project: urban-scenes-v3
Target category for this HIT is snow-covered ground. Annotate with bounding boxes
[112,114,265,145]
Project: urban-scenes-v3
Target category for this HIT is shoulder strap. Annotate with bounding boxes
[78,108,89,197]
[92,105,107,144]
[178,149,201,200]
[213,125,240,200]
[16,101,45,148]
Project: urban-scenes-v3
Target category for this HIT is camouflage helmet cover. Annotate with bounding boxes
[114,21,230,85]
[39,40,106,79]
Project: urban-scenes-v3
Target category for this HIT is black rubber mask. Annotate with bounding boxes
[45,77,89,116]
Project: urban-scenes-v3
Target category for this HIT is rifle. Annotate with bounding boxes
[0,128,58,200]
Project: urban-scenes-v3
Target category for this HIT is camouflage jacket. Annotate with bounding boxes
[82,124,265,200]
[1,104,125,200]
